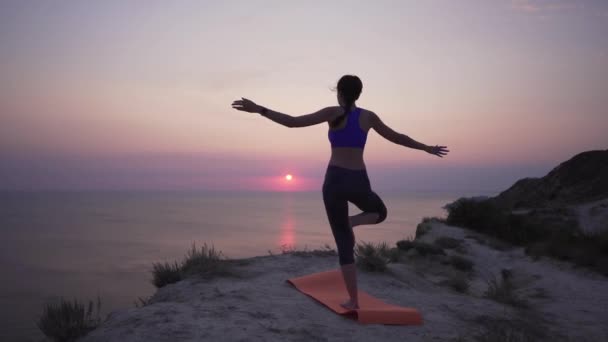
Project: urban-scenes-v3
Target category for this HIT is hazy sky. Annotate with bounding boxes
[1,0,607,192]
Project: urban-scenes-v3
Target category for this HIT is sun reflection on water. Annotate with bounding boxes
[279,195,296,249]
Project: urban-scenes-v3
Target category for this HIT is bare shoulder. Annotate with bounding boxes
[360,108,379,118]
[316,106,341,115]
[359,108,378,130]
[325,106,344,114]
[324,106,346,120]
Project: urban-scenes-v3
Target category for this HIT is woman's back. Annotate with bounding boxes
[328,106,373,170]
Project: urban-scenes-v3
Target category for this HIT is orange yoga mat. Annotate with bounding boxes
[287,269,423,325]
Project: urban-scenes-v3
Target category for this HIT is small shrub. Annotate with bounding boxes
[396,239,415,251]
[415,217,437,238]
[484,270,527,308]
[375,241,392,258]
[37,297,101,342]
[152,243,232,288]
[397,240,446,256]
[152,261,182,288]
[571,245,601,267]
[355,242,390,272]
[529,288,550,299]
[472,314,548,342]
[503,213,551,245]
[434,237,463,249]
[134,296,152,308]
[386,247,402,262]
[421,217,438,223]
[415,222,431,234]
[181,243,230,277]
[449,255,474,272]
[446,198,505,235]
[453,243,468,254]
[596,257,608,276]
[485,237,512,251]
[466,234,487,245]
[443,272,469,293]
[281,244,337,257]
[525,229,608,275]
[597,229,608,254]
[413,242,446,256]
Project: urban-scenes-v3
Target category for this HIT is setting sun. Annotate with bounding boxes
[285,174,293,181]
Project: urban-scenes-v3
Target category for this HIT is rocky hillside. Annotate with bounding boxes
[492,150,608,209]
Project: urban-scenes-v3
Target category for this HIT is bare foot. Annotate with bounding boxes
[340,298,359,310]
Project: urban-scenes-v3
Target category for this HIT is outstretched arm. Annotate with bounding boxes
[231,98,340,128]
[370,112,449,158]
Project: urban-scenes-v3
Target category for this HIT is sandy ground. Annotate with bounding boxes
[80,222,608,342]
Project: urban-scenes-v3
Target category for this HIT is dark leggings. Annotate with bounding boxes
[322,165,387,265]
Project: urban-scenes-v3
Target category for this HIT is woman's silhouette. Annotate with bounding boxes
[232,75,449,310]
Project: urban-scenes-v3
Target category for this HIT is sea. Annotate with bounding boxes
[0,189,496,341]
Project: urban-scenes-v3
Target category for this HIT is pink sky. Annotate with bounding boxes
[1,1,607,192]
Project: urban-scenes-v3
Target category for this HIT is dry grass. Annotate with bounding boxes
[484,270,528,308]
[434,237,463,249]
[181,243,228,276]
[469,312,549,342]
[355,242,391,272]
[443,272,470,293]
[37,296,102,342]
[449,255,474,272]
[415,217,444,238]
[280,244,337,257]
[152,261,182,288]
[133,296,152,308]
[396,239,446,256]
[152,243,233,288]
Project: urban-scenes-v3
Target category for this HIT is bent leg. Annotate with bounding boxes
[350,212,379,228]
[349,190,388,227]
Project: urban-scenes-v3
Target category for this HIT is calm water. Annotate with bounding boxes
[0,190,493,341]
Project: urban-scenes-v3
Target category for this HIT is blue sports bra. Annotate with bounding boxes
[328,107,368,148]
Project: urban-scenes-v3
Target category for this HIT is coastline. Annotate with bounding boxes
[1,190,461,341]
[80,220,608,341]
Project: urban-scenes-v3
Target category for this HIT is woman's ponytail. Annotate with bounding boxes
[330,75,363,128]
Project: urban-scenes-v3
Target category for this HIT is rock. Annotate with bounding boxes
[491,150,608,209]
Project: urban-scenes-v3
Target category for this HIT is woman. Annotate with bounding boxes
[232,75,449,310]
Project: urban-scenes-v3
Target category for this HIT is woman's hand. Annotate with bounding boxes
[424,145,449,158]
[231,97,262,113]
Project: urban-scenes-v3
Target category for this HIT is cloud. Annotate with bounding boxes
[510,0,582,14]
[511,0,541,13]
